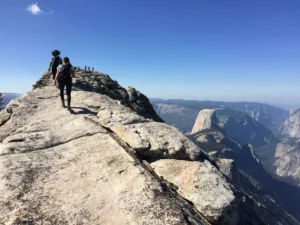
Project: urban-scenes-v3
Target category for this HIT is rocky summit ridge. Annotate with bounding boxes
[0,69,299,225]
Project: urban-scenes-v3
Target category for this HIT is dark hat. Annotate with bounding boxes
[52,50,61,56]
[63,57,70,63]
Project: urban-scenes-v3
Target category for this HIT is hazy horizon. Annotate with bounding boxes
[2,91,298,111]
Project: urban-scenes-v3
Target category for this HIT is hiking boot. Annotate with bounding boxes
[67,107,74,113]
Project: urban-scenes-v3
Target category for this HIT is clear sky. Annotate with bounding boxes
[0,0,299,107]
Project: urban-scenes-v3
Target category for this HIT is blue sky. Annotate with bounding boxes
[0,0,299,107]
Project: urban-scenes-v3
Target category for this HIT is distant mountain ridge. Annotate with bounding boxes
[151,99,288,134]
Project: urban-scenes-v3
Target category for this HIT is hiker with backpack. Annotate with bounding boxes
[55,57,75,112]
[48,50,62,80]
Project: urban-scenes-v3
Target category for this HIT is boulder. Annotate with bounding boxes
[151,159,239,225]
[0,110,11,126]
[110,122,206,161]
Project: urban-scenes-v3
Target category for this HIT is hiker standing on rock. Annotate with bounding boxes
[55,57,75,112]
[48,50,62,80]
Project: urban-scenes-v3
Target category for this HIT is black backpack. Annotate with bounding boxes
[51,56,62,71]
[59,64,72,81]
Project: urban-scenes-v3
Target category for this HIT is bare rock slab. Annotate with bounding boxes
[151,159,239,225]
[0,134,201,225]
[111,122,206,161]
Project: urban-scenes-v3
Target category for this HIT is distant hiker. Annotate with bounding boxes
[88,66,90,71]
[48,50,62,80]
[85,65,87,70]
[92,67,94,71]
[55,57,75,112]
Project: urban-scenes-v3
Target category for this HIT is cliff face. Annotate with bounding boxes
[189,109,300,224]
[216,108,276,147]
[280,109,300,139]
[274,141,300,186]
[215,108,278,171]
[191,109,220,134]
[190,108,277,165]
[274,109,300,187]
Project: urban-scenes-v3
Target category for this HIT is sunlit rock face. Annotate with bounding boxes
[280,109,300,139]
[274,109,300,187]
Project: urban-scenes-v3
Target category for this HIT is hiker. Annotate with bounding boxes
[92,67,94,71]
[55,57,75,112]
[48,50,62,80]
[85,65,87,70]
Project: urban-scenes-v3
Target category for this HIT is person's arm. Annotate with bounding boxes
[70,66,75,80]
[71,69,75,83]
[48,57,54,71]
[54,69,60,86]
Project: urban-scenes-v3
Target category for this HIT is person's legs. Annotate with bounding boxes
[52,69,57,80]
[59,82,66,107]
[66,81,72,109]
